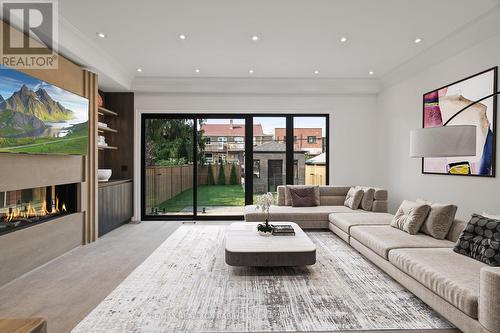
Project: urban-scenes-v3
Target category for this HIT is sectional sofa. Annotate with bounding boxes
[244,185,500,333]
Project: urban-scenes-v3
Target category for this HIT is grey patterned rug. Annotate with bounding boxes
[73,226,453,332]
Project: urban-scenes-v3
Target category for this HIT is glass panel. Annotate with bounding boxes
[144,118,194,216]
[253,117,287,195]
[293,117,327,185]
[197,119,245,216]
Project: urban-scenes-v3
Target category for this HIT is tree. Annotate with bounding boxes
[207,163,215,185]
[217,161,226,185]
[229,163,238,185]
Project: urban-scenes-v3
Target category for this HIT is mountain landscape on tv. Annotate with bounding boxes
[0,67,89,155]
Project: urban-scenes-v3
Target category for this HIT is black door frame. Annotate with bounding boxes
[141,113,330,221]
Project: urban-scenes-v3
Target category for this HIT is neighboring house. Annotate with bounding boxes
[274,128,324,155]
[200,120,272,164]
[252,141,306,194]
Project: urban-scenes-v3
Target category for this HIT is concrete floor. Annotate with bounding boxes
[0,220,185,333]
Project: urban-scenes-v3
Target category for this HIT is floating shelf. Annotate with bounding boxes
[98,145,118,151]
[98,106,118,117]
[98,126,118,133]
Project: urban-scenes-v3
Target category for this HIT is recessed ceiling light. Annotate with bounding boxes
[414,37,423,44]
[340,36,348,43]
[314,70,320,74]
[96,32,106,38]
[195,68,200,73]
[249,69,254,74]
[368,71,374,76]
[251,35,260,41]
[136,68,143,72]
[178,34,187,40]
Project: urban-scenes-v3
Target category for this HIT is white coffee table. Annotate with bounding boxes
[225,222,316,267]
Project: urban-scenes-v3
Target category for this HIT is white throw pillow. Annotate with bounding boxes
[344,187,363,210]
[482,213,500,220]
[416,199,457,240]
[391,200,431,235]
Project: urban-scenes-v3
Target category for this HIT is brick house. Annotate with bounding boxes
[274,128,324,155]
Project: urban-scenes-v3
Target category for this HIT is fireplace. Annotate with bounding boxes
[0,183,77,236]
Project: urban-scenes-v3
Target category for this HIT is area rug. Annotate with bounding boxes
[72,226,453,332]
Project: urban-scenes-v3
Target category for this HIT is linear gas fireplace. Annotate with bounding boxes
[0,183,77,236]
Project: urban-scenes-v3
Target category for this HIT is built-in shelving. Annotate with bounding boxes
[98,126,118,133]
[98,145,118,151]
[98,106,118,117]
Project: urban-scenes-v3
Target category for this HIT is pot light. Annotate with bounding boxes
[248,69,254,74]
[340,36,348,43]
[414,37,423,44]
[178,34,187,40]
[195,68,200,73]
[368,71,374,76]
[96,32,106,38]
[251,35,260,41]
[314,70,320,74]
[136,68,143,72]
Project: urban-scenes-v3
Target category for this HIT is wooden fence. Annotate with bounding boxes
[145,164,242,212]
[305,164,326,186]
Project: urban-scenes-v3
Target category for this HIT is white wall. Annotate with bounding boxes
[133,93,378,220]
[376,33,500,219]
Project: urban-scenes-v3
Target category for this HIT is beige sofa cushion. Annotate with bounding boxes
[350,225,454,259]
[417,199,458,240]
[389,248,486,318]
[344,187,363,209]
[391,200,431,235]
[329,212,393,234]
[244,205,357,222]
[284,185,320,206]
[359,187,375,211]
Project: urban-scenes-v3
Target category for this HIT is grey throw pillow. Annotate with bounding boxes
[391,200,431,235]
[344,187,363,210]
[285,185,320,206]
[360,187,375,211]
[417,199,457,240]
[453,214,500,266]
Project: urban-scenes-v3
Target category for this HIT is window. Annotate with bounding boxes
[218,137,227,142]
[253,160,260,178]
[307,136,317,144]
[205,137,211,145]
[205,153,213,162]
[294,136,297,143]
[234,137,244,142]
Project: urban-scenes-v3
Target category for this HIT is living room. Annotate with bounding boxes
[0,1,499,332]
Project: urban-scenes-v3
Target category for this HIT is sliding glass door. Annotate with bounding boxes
[141,114,329,220]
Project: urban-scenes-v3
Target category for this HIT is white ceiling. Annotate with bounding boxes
[59,0,499,90]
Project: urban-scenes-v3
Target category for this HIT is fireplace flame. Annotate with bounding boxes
[3,195,68,224]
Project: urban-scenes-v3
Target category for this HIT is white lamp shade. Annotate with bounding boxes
[410,125,476,158]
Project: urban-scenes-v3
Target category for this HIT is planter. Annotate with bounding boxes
[258,230,273,237]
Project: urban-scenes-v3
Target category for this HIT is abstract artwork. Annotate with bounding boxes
[423,67,497,176]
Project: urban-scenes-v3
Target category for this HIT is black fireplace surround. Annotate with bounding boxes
[0,183,77,236]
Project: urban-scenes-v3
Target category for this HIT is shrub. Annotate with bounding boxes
[229,163,238,185]
[207,163,215,185]
[217,161,226,185]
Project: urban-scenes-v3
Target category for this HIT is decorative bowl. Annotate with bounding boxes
[258,231,273,237]
[98,169,112,182]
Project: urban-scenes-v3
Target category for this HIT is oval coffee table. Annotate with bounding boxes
[225,222,316,267]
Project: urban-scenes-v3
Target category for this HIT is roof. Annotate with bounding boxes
[254,141,305,154]
[201,123,264,136]
[305,152,326,165]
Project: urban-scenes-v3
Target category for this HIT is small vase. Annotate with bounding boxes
[258,231,273,237]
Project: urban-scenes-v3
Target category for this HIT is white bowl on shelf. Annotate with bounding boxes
[98,169,112,182]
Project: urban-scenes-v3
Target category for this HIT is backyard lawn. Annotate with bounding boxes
[158,185,245,212]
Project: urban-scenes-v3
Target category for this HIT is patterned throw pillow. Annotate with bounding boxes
[390,200,431,235]
[360,187,376,211]
[417,199,458,240]
[453,214,500,266]
[343,187,363,210]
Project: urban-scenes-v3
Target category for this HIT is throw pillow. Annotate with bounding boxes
[483,212,500,220]
[453,214,500,266]
[285,185,320,206]
[344,187,363,210]
[289,187,318,207]
[360,187,376,211]
[417,199,458,240]
[390,200,431,235]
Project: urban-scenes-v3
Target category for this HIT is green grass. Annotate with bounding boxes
[158,185,245,212]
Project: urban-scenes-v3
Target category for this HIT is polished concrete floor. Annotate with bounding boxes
[0,220,185,333]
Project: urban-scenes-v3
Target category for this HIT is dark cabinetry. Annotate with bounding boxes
[98,180,133,237]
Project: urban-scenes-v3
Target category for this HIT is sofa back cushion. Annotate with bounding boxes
[391,200,431,235]
[283,185,320,206]
[359,187,375,211]
[417,199,458,240]
[288,187,318,207]
[344,187,364,209]
[453,214,500,266]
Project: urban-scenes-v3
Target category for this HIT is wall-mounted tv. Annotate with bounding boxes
[0,65,89,155]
